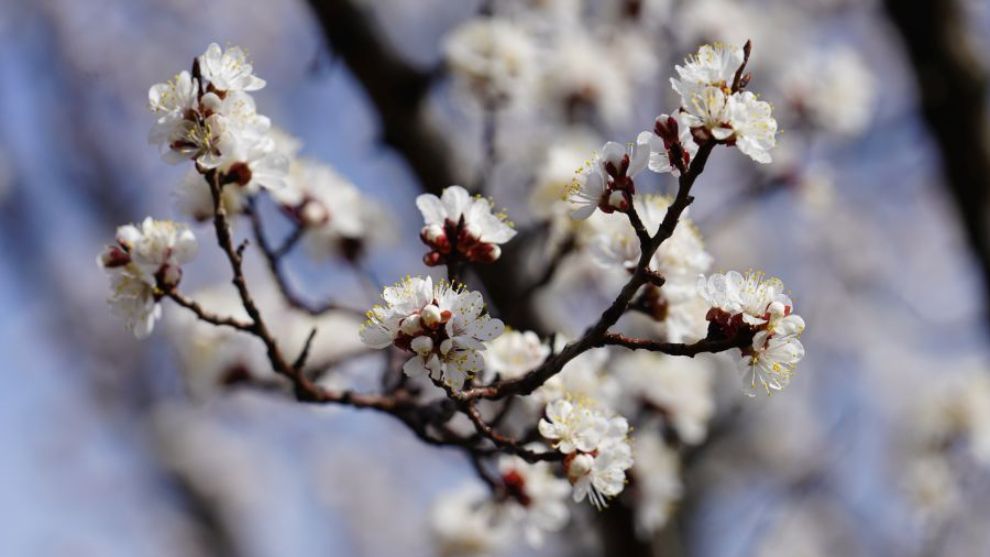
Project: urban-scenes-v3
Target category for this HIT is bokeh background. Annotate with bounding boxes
[2,0,990,555]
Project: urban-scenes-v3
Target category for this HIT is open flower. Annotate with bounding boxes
[417,185,516,265]
[484,330,549,382]
[697,271,806,395]
[444,18,538,106]
[148,44,286,189]
[359,276,504,389]
[670,42,745,102]
[197,43,266,93]
[98,218,197,338]
[539,398,633,508]
[670,42,777,163]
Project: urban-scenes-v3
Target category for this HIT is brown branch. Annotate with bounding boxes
[464,403,563,463]
[598,332,747,356]
[457,140,717,401]
[247,201,364,317]
[292,327,318,370]
[163,290,254,332]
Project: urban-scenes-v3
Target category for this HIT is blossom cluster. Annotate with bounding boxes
[539,398,633,509]
[98,218,197,338]
[567,42,778,221]
[359,276,505,390]
[697,271,806,394]
[148,43,287,191]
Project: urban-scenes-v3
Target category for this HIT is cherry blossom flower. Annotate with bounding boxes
[496,454,571,547]
[484,330,549,382]
[539,398,633,508]
[417,185,516,265]
[444,18,538,105]
[148,44,287,190]
[359,276,504,389]
[98,218,197,338]
[697,271,806,395]
[630,433,683,537]
[670,42,745,102]
[271,157,389,261]
[196,43,266,93]
[671,43,778,163]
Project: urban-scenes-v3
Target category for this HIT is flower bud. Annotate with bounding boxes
[99,246,131,268]
[158,264,183,289]
[400,315,423,336]
[423,251,445,266]
[567,453,594,483]
[420,224,446,246]
[410,335,434,355]
[300,200,330,227]
[466,243,501,264]
[608,190,628,211]
[421,304,443,327]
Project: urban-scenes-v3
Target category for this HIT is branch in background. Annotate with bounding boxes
[884,0,990,331]
[247,199,364,318]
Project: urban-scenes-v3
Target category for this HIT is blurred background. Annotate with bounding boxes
[2,0,990,555]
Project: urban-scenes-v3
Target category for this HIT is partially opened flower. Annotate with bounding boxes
[417,185,516,265]
[568,137,652,219]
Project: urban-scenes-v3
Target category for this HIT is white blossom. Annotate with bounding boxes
[197,43,266,93]
[98,218,197,338]
[359,276,504,390]
[744,331,805,395]
[417,185,516,264]
[671,43,778,163]
[271,157,389,260]
[727,91,777,164]
[670,42,745,102]
[444,18,538,105]
[430,483,510,556]
[539,398,633,508]
[496,454,571,547]
[484,330,549,382]
[697,271,806,395]
[630,433,683,537]
[148,44,287,190]
[612,351,714,444]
